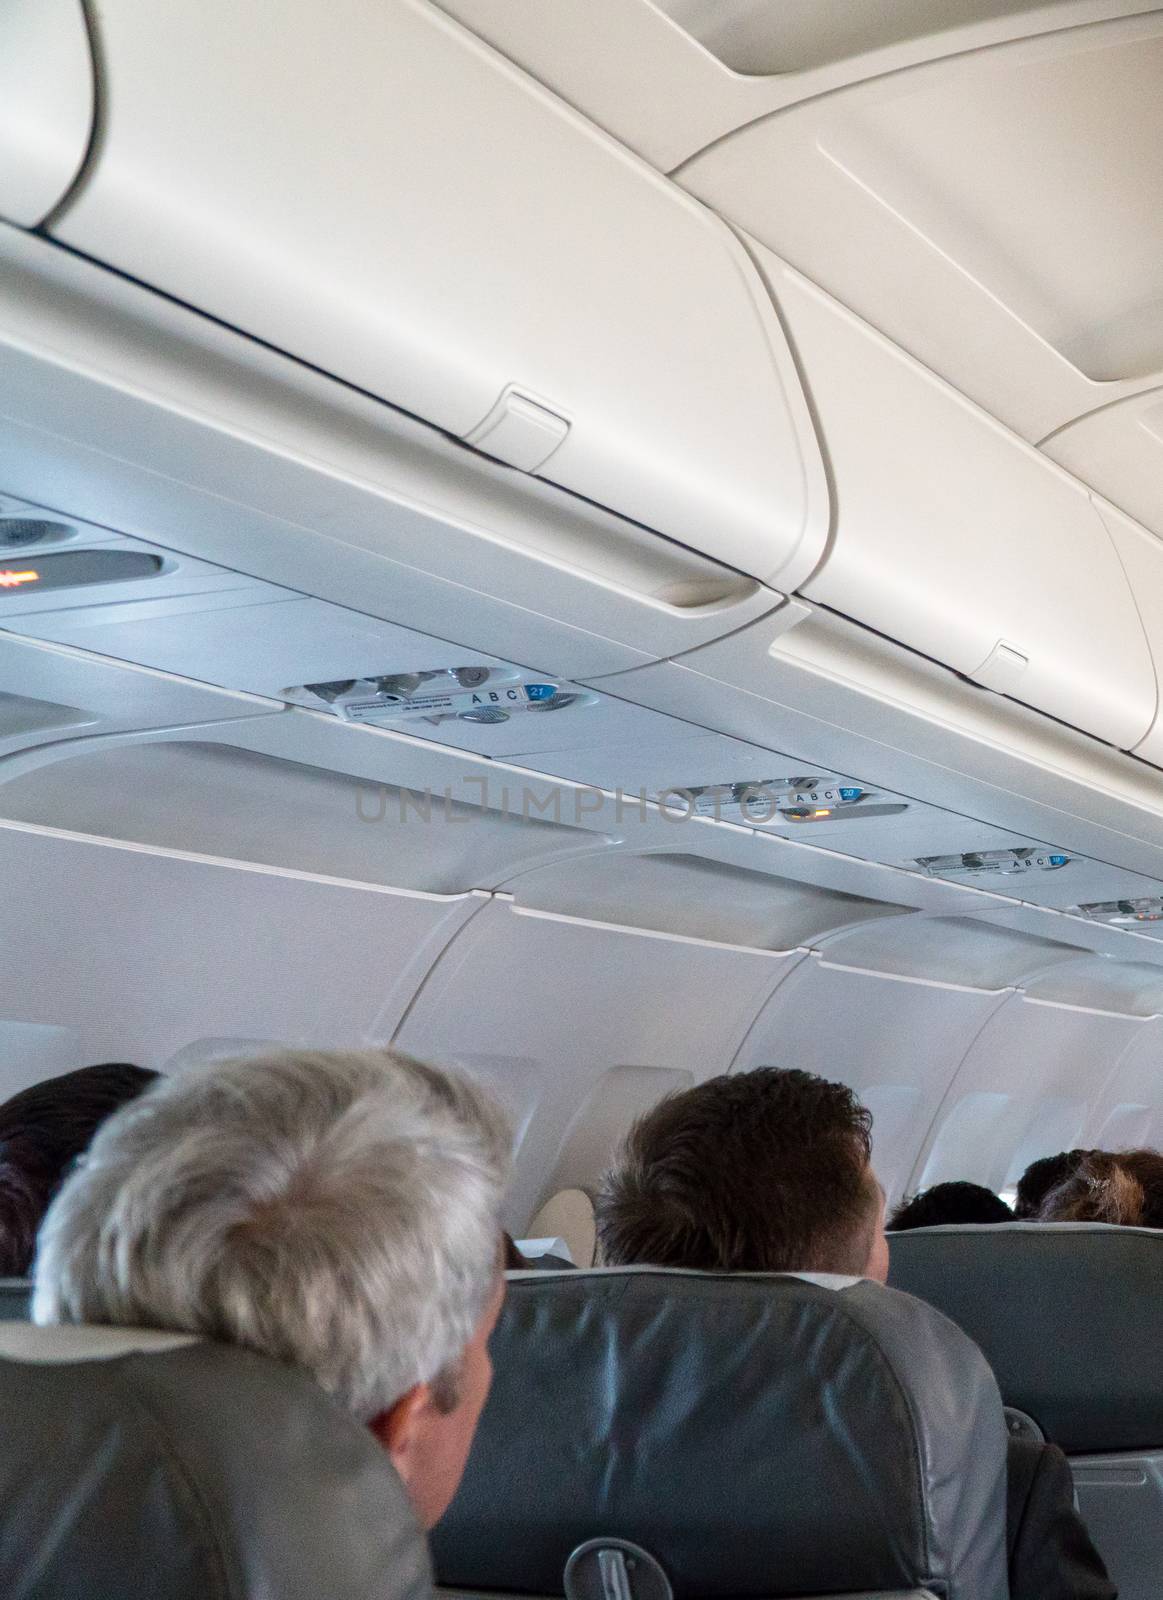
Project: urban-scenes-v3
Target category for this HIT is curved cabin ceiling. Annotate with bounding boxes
[678,12,1163,439]
[429,0,1162,168]
[9,0,1163,1248]
[648,0,1082,75]
[436,0,1163,554]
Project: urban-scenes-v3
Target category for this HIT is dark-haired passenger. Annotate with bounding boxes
[0,1063,158,1278]
[1014,1150,1093,1219]
[597,1068,1115,1600]
[597,1065,888,1279]
[889,1181,1013,1231]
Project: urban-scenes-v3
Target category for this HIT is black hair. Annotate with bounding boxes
[888,1180,1013,1231]
[1013,1150,1093,1219]
[0,1063,157,1276]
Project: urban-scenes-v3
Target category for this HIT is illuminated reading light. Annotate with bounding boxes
[676,775,906,825]
[1076,897,1163,925]
[0,549,163,594]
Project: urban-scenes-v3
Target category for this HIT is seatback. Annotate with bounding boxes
[890,1221,1163,1600]
[0,1277,31,1319]
[432,1267,1009,1600]
[0,1322,432,1600]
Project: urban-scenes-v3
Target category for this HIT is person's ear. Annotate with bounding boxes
[369,1381,432,1475]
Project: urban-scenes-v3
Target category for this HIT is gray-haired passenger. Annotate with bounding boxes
[32,1047,511,1529]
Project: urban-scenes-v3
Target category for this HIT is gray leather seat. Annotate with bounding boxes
[891,1220,1163,1600]
[432,1267,1009,1600]
[0,1322,432,1600]
[0,1278,31,1319]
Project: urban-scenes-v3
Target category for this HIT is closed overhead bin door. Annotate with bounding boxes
[0,0,94,226]
[50,0,828,591]
[770,262,1156,751]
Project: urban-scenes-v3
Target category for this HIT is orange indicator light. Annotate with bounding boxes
[812,808,832,817]
[0,568,39,588]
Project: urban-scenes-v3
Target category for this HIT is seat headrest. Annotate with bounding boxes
[431,1268,1008,1600]
[0,1323,431,1600]
[0,1279,31,1320]
[889,1220,1163,1453]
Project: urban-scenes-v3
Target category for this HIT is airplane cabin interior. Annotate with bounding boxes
[4,2,1163,1597]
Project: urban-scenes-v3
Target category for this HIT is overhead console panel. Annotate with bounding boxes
[0,0,94,226]
[48,0,827,591]
[0,503,696,766]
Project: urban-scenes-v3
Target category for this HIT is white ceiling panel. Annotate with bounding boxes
[679,15,1163,441]
[430,0,1159,172]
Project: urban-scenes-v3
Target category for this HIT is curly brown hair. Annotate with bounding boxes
[1039,1148,1163,1229]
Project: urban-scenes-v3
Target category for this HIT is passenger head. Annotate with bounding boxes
[0,1062,157,1277]
[33,1048,511,1528]
[596,1067,887,1281]
[1013,1148,1091,1219]
[1120,1150,1163,1226]
[1038,1148,1163,1230]
[887,1181,1013,1231]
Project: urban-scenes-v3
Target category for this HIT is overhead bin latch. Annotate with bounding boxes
[464,384,571,473]
[970,639,1029,694]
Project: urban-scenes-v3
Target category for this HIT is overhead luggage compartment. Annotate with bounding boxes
[764,257,1157,751]
[1089,498,1163,769]
[0,226,786,684]
[1045,391,1163,556]
[47,0,827,592]
[0,0,94,226]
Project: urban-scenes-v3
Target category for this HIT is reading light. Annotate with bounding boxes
[1076,897,1163,925]
[458,706,510,724]
[0,549,164,593]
